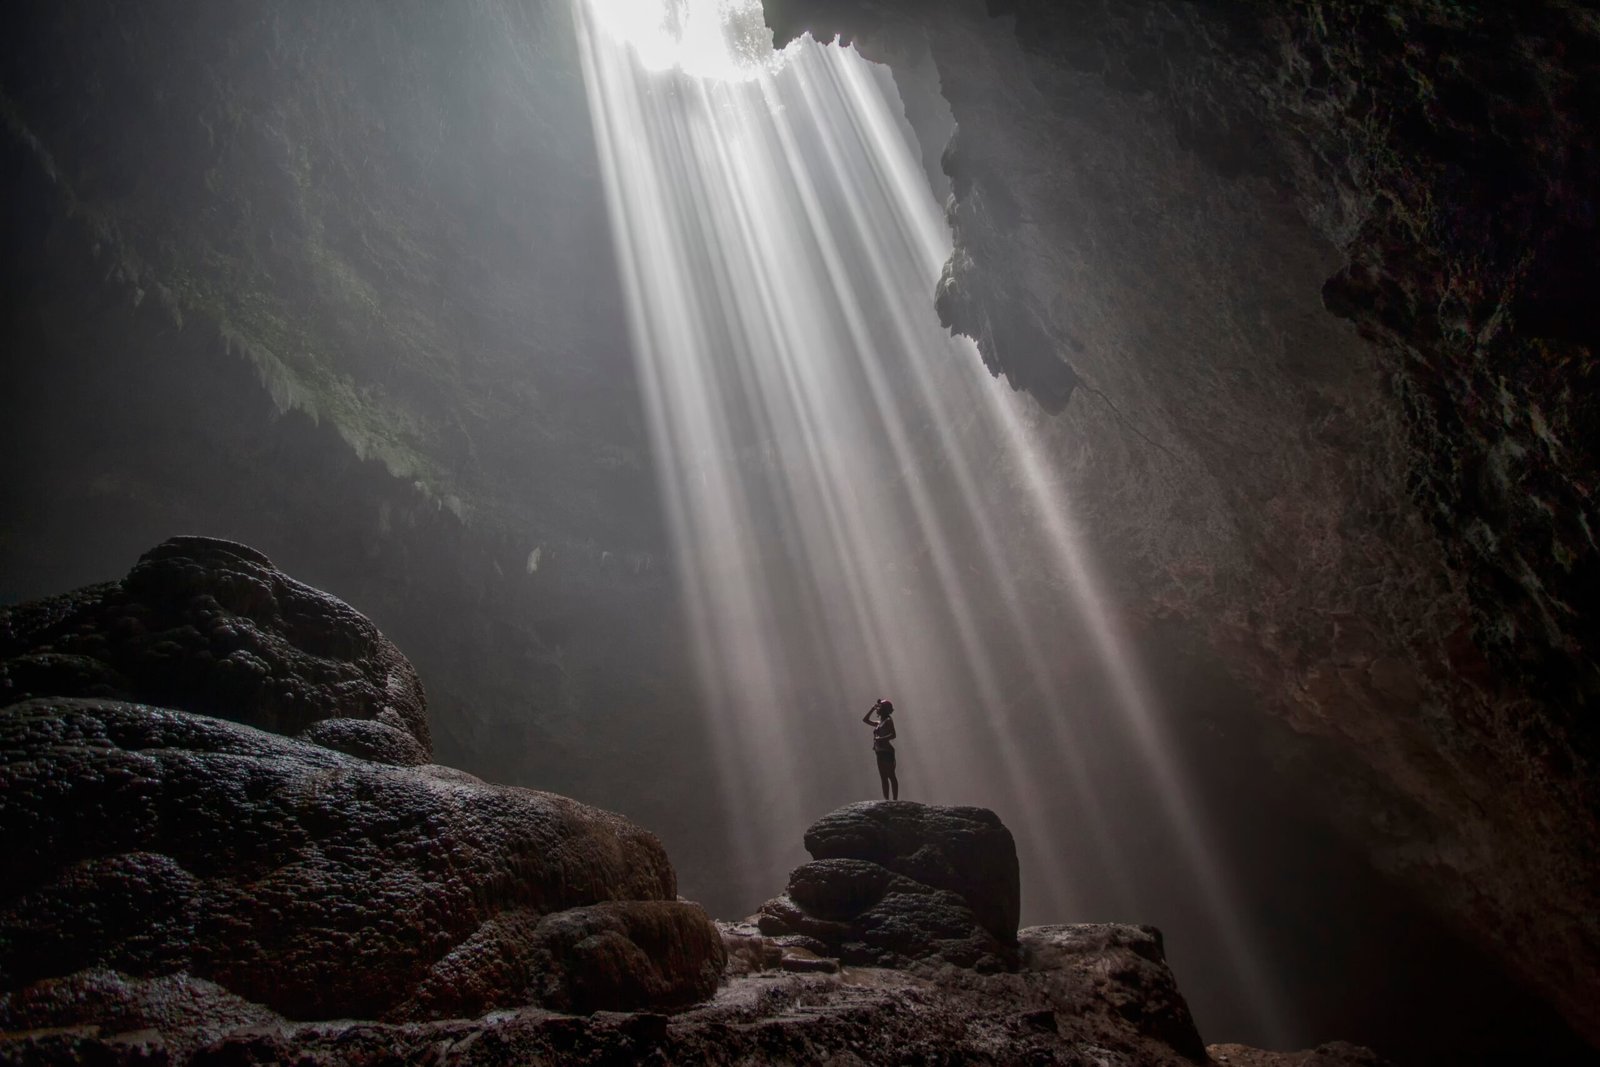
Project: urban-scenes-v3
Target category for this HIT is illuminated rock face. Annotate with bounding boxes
[0,547,726,1036]
[765,0,1600,1048]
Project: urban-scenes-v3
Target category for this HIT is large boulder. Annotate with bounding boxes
[0,697,725,1023]
[757,801,1021,971]
[0,536,431,762]
[803,800,1020,942]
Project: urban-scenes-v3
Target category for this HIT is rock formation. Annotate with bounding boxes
[3,769,1382,1065]
[0,536,431,763]
[0,552,1369,1066]
[0,539,725,1044]
[756,801,1021,970]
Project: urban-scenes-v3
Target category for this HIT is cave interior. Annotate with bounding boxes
[1,1,1597,1065]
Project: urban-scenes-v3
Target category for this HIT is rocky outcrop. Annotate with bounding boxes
[0,698,724,1024]
[756,801,1020,971]
[803,801,1021,942]
[0,921,1218,1065]
[0,541,727,1041]
[0,536,431,761]
[0,784,1388,1065]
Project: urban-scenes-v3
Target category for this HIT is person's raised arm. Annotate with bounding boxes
[863,706,878,725]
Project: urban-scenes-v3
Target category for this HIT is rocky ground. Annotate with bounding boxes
[0,541,1385,1065]
[0,944,1381,1066]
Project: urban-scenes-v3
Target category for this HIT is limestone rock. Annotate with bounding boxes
[802,800,1020,941]
[295,716,430,766]
[0,536,431,760]
[757,801,1020,970]
[1209,1042,1390,1067]
[36,921,1213,1065]
[0,698,724,1023]
[1021,924,1206,1061]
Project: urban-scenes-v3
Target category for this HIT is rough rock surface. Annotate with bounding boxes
[756,801,1020,971]
[0,695,724,1025]
[1210,1042,1390,1067]
[803,801,1021,941]
[0,921,1229,1065]
[762,0,1600,1045]
[0,536,431,760]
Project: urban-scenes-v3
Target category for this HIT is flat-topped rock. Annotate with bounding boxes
[757,801,1021,971]
[802,800,1020,942]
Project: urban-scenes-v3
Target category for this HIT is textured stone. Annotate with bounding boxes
[0,536,431,760]
[0,697,722,1023]
[1021,924,1206,1062]
[1,921,1223,1066]
[757,801,1020,971]
[1209,1041,1390,1067]
[802,800,1020,942]
[295,716,429,766]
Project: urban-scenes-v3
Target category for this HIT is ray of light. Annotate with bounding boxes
[574,0,1289,1042]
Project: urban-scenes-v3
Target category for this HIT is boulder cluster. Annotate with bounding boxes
[0,538,1383,1065]
[0,538,725,1032]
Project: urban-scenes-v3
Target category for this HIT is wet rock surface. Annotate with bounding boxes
[756,801,1020,971]
[0,536,431,760]
[0,542,726,1037]
[0,698,723,1024]
[0,687,1360,1067]
[0,921,1223,1066]
[803,800,1021,942]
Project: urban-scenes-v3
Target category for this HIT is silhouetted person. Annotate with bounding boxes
[863,698,898,799]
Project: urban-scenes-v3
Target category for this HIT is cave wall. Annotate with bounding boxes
[763,0,1600,1047]
[0,0,743,907]
[0,0,653,538]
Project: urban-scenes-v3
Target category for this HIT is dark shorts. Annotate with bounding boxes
[875,746,896,775]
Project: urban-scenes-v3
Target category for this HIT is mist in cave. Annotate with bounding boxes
[572,1,1587,1058]
[1,1,1595,1064]
[575,0,1297,1038]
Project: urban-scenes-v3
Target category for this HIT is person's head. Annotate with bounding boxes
[876,698,894,716]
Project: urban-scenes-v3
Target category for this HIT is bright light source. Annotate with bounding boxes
[583,0,783,79]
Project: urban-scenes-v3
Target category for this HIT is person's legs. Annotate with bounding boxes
[888,768,898,800]
[876,749,895,800]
